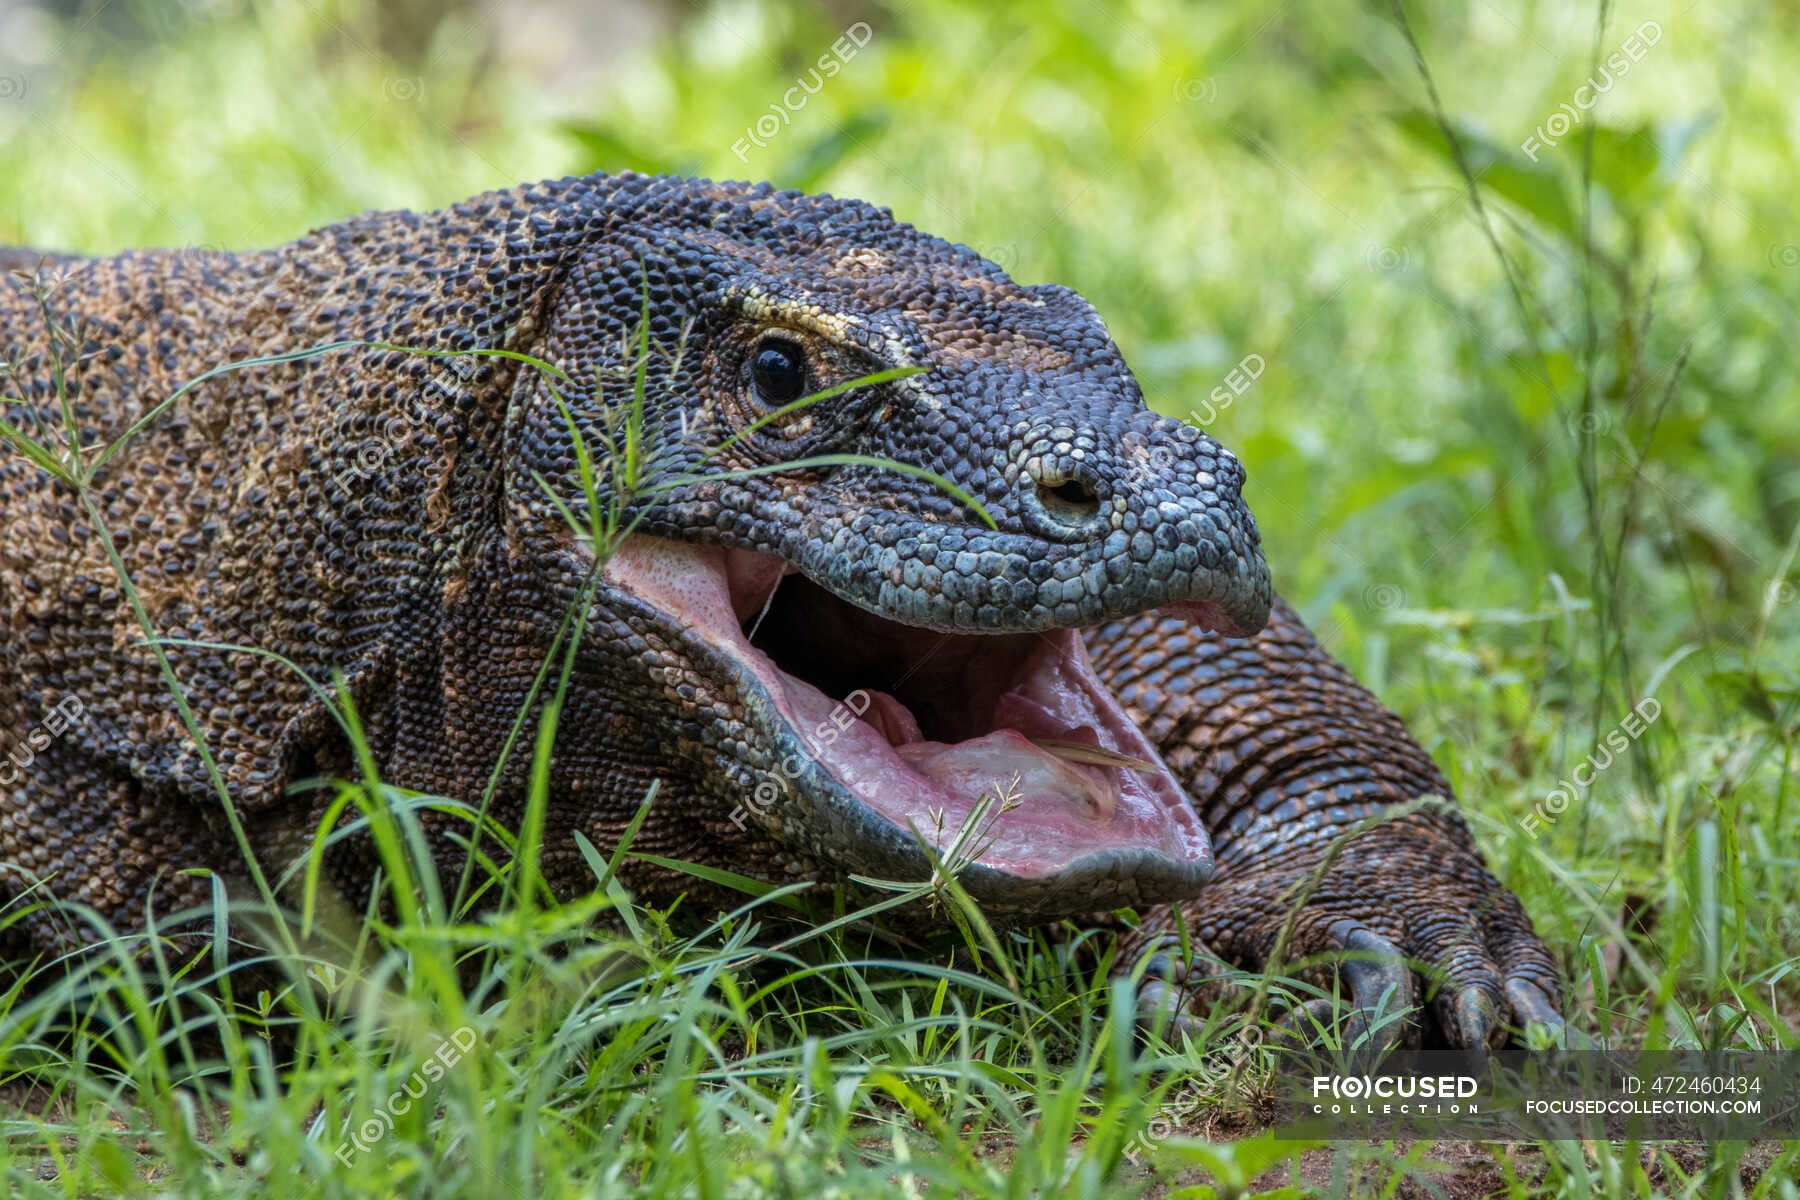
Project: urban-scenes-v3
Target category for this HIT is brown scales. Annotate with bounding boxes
[0,173,1559,1048]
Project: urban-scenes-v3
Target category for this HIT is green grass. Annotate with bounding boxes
[2,0,1798,1195]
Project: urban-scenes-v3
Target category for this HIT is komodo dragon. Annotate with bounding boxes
[0,173,1561,1048]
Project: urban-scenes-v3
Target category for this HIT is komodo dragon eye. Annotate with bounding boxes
[750,336,809,405]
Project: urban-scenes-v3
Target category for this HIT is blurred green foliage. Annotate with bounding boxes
[6,0,1792,849]
[0,0,1796,1192]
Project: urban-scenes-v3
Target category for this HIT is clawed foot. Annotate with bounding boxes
[1131,813,1565,1055]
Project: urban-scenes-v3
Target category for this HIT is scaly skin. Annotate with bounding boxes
[1089,601,1563,1048]
[0,173,1559,1047]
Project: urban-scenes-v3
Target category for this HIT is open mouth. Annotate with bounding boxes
[605,536,1221,890]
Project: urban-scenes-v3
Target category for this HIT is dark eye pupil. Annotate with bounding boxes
[752,340,807,404]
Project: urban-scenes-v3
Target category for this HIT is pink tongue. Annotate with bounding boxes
[893,731,1118,819]
[862,690,923,746]
[873,653,1129,822]
[991,690,1087,740]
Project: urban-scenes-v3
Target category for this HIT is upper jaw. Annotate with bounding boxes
[785,524,1272,638]
[600,535,1221,914]
[768,468,1272,639]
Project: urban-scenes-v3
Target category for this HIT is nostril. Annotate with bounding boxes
[1034,477,1102,525]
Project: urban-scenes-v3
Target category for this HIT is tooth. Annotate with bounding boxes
[1028,738,1156,772]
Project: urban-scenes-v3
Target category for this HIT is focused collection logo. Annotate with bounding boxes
[1309,1073,1480,1115]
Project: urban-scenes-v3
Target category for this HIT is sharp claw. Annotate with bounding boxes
[1505,977,1578,1049]
[1136,975,1202,1038]
[1272,996,1339,1046]
[1446,988,1503,1054]
[1132,937,1251,1039]
[1332,926,1416,1061]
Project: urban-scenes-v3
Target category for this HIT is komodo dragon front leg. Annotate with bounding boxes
[1086,599,1565,1051]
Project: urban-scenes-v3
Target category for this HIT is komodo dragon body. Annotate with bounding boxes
[0,173,1560,1047]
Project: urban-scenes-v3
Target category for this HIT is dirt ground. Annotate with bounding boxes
[1198,1138,1782,1197]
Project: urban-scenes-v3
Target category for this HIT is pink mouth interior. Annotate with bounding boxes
[604,537,1218,880]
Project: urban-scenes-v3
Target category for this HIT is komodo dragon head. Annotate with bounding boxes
[0,173,1272,936]
[486,174,1272,914]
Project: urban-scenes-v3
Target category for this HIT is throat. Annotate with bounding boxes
[747,573,1039,744]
